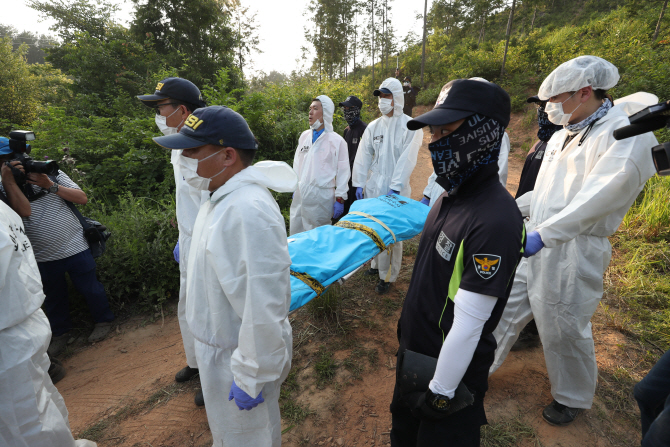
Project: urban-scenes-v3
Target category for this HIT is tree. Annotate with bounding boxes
[0,38,40,131]
[500,0,516,76]
[130,0,240,88]
[28,0,119,41]
[230,6,262,75]
[420,0,428,87]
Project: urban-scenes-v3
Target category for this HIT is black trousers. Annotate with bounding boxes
[389,371,487,446]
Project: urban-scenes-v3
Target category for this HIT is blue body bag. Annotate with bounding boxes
[288,195,430,311]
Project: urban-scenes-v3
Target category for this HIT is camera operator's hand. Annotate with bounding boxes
[1,161,24,184]
[26,173,54,189]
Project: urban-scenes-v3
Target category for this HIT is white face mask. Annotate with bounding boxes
[155,106,183,135]
[178,150,227,191]
[378,98,394,115]
[309,119,323,130]
[545,91,583,126]
[403,82,410,87]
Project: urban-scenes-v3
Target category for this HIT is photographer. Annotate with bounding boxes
[1,158,116,356]
[0,137,31,217]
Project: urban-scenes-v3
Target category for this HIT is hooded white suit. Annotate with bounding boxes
[422,132,511,206]
[170,150,202,370]
[185,161,297,446]
[351,78,423,282]
[290,95,350,235]
[0,201,96,447]
[490,97,658,409]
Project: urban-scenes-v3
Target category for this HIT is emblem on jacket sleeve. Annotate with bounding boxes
[473,255,501,279]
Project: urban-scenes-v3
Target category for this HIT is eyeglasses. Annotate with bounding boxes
[155,103,180,115]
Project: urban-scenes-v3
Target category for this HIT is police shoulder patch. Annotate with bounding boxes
[473,254,501,280]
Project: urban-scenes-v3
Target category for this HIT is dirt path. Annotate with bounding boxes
[56,111,643,447]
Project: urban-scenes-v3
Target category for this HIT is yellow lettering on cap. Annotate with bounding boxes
[185,115,204,130]
[156,82,164,91]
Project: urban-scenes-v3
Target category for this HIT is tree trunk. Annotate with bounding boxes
[653,0,669,41]
[420,0,428,87]
[531,6,537,31]
[371,0,375,86]
[500,0,516,77]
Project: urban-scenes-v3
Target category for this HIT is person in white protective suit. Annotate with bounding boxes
[351,78,423,294]
[138,76,208,406]
[0,200,96,447]
[153,105,297,447]
[420,78,510,207]
[489,55,659,426]
[289,95,350,235]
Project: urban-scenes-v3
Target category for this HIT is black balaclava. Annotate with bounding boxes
[537,105,563,142]
[343,107,361,126]
[429,114,504,193]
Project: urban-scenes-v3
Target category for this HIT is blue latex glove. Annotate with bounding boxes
[523,231,544,258]
[173,241,179,263]
[228,380,264,411]
[420,197,430,206]
[355,187,364,200]
[333,201,344,219]
[388,189,399,195]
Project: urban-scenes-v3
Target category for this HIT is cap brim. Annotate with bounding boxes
[153,133,208,150]
[407,108,474,131]
[338,101,356,107]
[137,93,169,107]
[373,88,392,96]
[526,95,542,104]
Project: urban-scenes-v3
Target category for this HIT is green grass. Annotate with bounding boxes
[280,400,314,425]
[314,347,339,388]
[481,416,541,447]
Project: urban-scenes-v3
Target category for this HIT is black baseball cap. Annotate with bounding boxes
[339,95,363,108]
[137,77,207,109]
[373,87,393,96]
[526,95,545,104]
[407,79,511,130]
[153,106,258,151]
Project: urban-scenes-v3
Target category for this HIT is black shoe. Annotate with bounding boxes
[175,366,199,383]
[375,279,391,294]
[364,268,379,276]
[194,389,205,407]
[542,400,580,426]
[48,358,66,384]
[511,328,541,351]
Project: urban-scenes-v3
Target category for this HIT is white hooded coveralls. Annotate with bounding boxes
[171,150,203,369]
[351,78,423,282]
[0,201,96,447]
[490,99,658,409]
[422,132,511,206]
[185,161,297,447]
[290,95,350,235]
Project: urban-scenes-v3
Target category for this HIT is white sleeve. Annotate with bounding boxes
[497,133,510,188]
[352,126,374,188]
[428,288,498,398]
[390,128,422,193]
[335,137,350,200]
[423,171,437,198]
[516,191,533,218]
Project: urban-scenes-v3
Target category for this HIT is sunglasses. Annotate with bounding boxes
[155,103,180,115]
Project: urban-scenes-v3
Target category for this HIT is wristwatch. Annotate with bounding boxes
[336,197,344,204]
[49,182,59,194]
[425,388,451,412]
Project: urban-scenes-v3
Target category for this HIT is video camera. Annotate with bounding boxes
[7,131,60,200]
[613,101,670,175]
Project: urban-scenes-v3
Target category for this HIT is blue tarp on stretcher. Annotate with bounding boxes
[288,194,430,311]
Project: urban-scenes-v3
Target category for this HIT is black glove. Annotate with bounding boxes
[411,389,452,422]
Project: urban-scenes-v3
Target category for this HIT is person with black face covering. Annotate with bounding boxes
[338,95,368,217]
[389,79,525,446]
[508,95,564,351]
[402,77,420,117]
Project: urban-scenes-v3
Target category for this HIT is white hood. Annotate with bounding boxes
[212,160,297,202]
[379,78,405,117]
[316,95,335,132]
[613,92,659,116]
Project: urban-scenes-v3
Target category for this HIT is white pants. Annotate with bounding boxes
[177,235,197,369]
[194,341,290,447]
[491,234,611,409]
[371,241,403,283]
[0,310,96,447]
[289,185,334,236]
